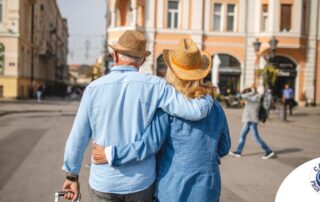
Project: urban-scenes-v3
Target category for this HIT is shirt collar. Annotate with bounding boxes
[111,65,139,72]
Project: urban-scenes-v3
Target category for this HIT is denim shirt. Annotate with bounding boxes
[109,101,231,201]
[62,66,213,194]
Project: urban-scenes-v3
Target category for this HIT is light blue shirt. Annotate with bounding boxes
[62,66,213,194]
[283,88,293,99]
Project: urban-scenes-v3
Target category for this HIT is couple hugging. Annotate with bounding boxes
[61,30,231,202]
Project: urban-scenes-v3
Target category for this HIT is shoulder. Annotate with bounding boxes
[86,75,107,89]
[209,99,226,118]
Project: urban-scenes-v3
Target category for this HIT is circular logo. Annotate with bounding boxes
[316,169,320,187]
[310,163,320,194]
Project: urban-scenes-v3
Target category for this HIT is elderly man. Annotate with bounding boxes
[61,30,213,202]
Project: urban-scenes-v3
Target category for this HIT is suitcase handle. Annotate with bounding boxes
[55,191,81,202]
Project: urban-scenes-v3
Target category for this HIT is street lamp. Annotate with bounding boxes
[28,0,38,98]
[253,38,261,54]
[268,36,278,62]
[253,38,261,85]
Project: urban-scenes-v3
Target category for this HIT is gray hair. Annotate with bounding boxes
[118,53,144,65]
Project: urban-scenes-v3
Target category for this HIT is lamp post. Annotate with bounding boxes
[253,38,261,86]
[253,38,262,54]
[268,36,278,64]
[28,0,38,98]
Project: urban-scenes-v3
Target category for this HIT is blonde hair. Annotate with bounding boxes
[165,68,214,99]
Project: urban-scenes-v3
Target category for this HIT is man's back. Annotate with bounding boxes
[87,66,164,193]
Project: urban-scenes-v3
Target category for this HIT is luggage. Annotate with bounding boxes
[54,191,81,202]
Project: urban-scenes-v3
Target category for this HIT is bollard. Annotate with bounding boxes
[278,104,287,121]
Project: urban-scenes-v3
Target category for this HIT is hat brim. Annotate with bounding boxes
[109,44,151,58]
[163,49,212,81]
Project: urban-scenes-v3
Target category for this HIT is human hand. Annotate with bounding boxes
[92,142,107,164]
[62,180,80,202]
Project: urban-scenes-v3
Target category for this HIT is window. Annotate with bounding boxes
[0,44,4,75]
[226,4,235,31]
[213,3,222,31]
[280,4,292,32]
[261,4,268,32]
[0,0,3,23]
[167,0,179,29]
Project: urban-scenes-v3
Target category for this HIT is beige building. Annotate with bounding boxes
[0,0,68,98]
[106,0,320,104]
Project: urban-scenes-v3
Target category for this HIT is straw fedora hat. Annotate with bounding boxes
[163,38,211,81]
[109,30,151,58]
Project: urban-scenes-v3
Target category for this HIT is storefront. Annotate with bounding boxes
[272,56,297,98]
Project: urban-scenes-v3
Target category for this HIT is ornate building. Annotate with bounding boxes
[106,0,320,104]
[0,0,68,98]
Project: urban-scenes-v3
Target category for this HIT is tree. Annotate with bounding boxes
[259,65,279,89]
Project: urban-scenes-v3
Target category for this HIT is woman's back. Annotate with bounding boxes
[155,100,231,202]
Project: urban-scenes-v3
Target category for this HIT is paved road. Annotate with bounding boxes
[0,102,319,202]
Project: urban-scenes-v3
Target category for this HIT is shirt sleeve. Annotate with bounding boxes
[108,110,170,166]
[157,80,213,121]
[62,88,92,175]
[241,92,260,103]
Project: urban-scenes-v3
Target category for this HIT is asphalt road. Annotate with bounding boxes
[0,103,319,202]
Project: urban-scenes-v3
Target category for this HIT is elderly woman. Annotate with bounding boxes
[93,39,231,202]
[229,85,275,159]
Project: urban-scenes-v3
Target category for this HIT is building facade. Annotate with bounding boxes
[0,0,68,98]
[106,0,320,104]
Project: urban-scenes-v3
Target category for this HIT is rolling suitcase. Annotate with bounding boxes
[54,191,81,202]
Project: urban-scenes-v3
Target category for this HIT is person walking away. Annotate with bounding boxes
[229,85,275,159]
[61,31,213,202]
[282,84,294,115]
[36,84,43,103]
[92,38,231,202]
[263,86,273,118]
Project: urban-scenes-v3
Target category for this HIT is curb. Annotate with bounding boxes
[0,110,63,117]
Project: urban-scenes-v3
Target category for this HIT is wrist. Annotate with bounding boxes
[66,173,79,182]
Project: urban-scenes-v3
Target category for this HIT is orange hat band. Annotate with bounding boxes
[171,57,201,70]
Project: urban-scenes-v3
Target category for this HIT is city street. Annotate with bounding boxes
[0,100,319,202]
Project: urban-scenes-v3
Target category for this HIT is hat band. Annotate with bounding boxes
[172,57,201,70]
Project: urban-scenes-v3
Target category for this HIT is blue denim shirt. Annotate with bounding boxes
[109,100,231,201]
[62,66,213,194]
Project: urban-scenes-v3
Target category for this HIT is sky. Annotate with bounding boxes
[57,0,106,65]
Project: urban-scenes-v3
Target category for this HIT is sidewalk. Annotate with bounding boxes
[1,98,319,131]
[268,106,320,132]
[0,97,79,117]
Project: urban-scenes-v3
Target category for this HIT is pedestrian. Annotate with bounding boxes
[92,39,231,202]
[263,86,273,118]
[61,31,213,202]
[36,84,43,103]
[229,84,275,159]
[282,83,294,115]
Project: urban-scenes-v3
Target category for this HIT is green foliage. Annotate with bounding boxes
[258,66,279,88]
[0,44,5,74]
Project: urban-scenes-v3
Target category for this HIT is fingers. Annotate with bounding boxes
[63,191,76,201]
[72,192,79,202]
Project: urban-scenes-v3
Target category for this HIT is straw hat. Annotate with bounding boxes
[109,30,151,58]
[163,38,211,81]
